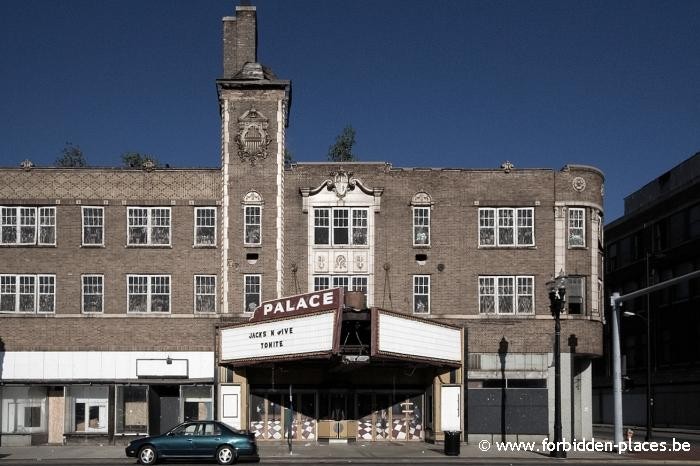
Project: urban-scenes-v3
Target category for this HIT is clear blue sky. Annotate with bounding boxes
[1,0,699,221]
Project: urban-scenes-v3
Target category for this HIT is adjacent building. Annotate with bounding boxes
[1,5,604,446]
[594,153,700,428]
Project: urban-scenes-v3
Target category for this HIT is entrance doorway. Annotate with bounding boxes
[249,389,423,442]
[148,385,179,435]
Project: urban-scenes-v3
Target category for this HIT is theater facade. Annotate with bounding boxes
[0,5,603,446]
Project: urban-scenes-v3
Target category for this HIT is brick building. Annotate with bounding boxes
[1,5,604,446]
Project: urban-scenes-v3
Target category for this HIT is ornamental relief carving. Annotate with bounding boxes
[572,176,587,192]
[234,108,272,165]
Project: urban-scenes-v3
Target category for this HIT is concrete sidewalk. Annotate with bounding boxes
[0,440,682,463]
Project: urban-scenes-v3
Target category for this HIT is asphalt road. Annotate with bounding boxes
[0,461,694,466]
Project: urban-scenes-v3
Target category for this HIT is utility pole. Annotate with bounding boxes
[611,292,624,447]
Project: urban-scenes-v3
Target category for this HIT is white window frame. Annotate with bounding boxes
[244,274,261,314]
[194,275,217,313]
[68,386,108,433]
[126,274,171,313]
[126,207,171,246]
[0,206,56,246]
[194,207,217,247]
[478,275,534,315]
[413,207,430,246]
[312,275,368,293]
[568,208,586,248]
[81,206,104,246]
[81,274,104,314]
[0,274,55,314]
[478,207,535,247]
[413,275,430,314]
[314,207,369,247]
[244,205,262,246]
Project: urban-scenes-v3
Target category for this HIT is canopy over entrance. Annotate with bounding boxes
[218,289,463,368]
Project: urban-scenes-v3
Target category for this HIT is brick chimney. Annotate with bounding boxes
[223,5,258,77]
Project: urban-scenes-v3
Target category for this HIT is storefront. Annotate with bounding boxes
[0,351,214,445]
[218,289,464,443]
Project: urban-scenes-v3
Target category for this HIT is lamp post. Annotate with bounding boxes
[547,273,567,459]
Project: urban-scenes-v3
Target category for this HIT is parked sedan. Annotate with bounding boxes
[125,420,259,465]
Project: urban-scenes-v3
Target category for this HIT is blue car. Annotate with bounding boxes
[125,420,259,465]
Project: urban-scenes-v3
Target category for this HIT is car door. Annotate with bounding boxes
[161,423,198,456]
[191,422,223,456]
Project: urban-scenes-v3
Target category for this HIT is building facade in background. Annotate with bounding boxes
[594,153,700,428]
[0,5,604,446]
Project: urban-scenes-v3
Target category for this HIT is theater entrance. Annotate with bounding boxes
[248,388,425,442]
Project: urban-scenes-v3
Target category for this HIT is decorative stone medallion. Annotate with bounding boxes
[235,108,272,165]
[572,176,587,192]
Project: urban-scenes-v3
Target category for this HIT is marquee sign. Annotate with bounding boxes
[371,309,462,366]
[249,288,343,322]
[220,311,340,365]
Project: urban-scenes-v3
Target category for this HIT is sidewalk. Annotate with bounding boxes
[1,435,700,463]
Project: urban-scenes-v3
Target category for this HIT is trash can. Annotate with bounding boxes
[444,431,461,456]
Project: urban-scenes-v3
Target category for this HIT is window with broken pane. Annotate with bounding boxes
[38,275,55,313]
[568,208,585,247]
[479,277,496,313]
[352,209,368,245]
[479,209,495,246]
[413,207,430,245]
[82,275,103,313]
[195,275,216,313]
[195,207,216,246]
[38,207,55,245]
[244,206,261,245]
[244,274,261,313]
[413,275,430,314]
[82,207,104,246]
[479,275,534,315]
[127,207,170,246]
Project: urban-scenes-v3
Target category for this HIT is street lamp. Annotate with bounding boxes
[623,310,653,441]
[547,272,567,459]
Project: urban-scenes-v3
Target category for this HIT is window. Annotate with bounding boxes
[568,208,585,247]
[566,276,585,314]
[0,206,56,246]
[314,208,330,245]
[127,207,171,246]
[182,386,213,422]
[66,386,108,433]
[81,207,104,246]
[413,275,430,314]
[413,207,430,246]
[479,276,534,314]
[314,207,369,246]
[194,207,216,246]
[0,274,54,313]
[244,274,261,314]
[244,206,261,245]
[1,386,46,434]
[479,208,534,247]
[115,385,147,434]
[313,275,368,294]
[127,275,170,313]
[195,275,216,313]
[82,275,103,313]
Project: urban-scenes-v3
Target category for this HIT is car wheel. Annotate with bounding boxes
[216,445,237,465]
[138,445,157,465]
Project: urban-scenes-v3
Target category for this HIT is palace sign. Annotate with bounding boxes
[249,288,343,322]
[219,289,344,365]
